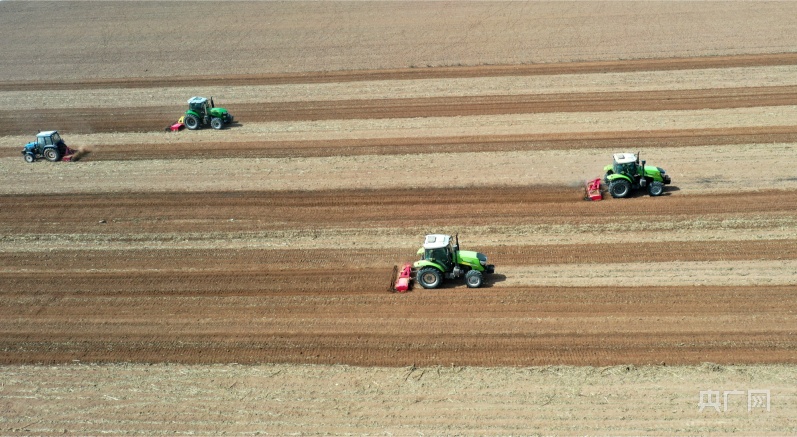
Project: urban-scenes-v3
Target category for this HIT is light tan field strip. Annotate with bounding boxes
[1,143,795,195]
[3,106,797,148]
[3,221,795,252]
[5,66,797,110]
[2,238,796,271]
[5,126,797,161]
[2,364,794,435]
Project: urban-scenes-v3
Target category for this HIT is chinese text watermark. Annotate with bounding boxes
[698,389,770,412]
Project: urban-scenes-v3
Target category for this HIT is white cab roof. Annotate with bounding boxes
[423,234,451,249]
[37,130,58,136]
[188,96,208,104]
[613,153,638,164]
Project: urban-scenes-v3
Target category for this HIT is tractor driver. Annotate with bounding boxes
[428,247,454,270]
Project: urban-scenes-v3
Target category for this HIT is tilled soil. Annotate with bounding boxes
[1,188,796,366]
[2,2,797,433]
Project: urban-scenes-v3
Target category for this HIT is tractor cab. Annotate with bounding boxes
[37,131,62,148]
[188,96,212,116]
[611,152,641,179]
[419,234,457,270]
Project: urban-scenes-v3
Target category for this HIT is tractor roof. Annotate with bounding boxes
[423,234,451,249]
[188,96,208,104]
[37,130,58,137]
[613,152,638,164]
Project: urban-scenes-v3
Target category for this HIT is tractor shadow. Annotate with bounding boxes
[605,185,680,199]
[430,273,507,290]
[481,273,507,288]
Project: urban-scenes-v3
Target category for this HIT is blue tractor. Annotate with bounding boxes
[22,131,76,162]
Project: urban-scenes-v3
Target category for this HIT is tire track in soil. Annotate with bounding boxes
[2,285,795,366]
[4,126,796,160]
[3,86,797,135]
[2,188,795,234]
[2,53,796,91]
[2,238,797,282]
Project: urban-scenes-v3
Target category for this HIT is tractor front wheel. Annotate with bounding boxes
[184,114,200,130]
[609,179,631,198]
[23,153,35,163]
[210,117,223,130]
[648,181,664,196]
[465,270,483,288]
[43,148,60,162]
[417,267,442,289]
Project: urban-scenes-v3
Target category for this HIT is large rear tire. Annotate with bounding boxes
[184,114,200,130]
[417,267,442,289]
[465,270,483,288]
[648,181,664,196]
[609,179,631,198]
[210,117,223,130]
[43,148,60,162]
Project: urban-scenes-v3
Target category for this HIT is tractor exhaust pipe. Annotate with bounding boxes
[454,233,460,257]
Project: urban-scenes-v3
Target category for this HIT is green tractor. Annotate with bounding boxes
[603,152,671,198]
[184,96,233,130]
[413,234,495,289]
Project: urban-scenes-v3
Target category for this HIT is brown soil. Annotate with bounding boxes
[2,2,797,434]
[1,188,796,366]
[3,84,797,136]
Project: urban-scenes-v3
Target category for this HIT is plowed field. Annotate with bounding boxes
[2,2,797,434]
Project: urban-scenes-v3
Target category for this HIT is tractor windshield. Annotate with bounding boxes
[190,101,206,114]
[425,246,453,269]
[425,247,447,262]
[613,161,637,176]
[37,135,53,146]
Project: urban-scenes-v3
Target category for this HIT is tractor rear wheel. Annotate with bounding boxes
[43,148,60,162]
[210,117,223,130]
[184,114,200,130]
[23,153,35,163]
[648,181,664,196]
[609,179,631,198]
[417,267,442,289]
[465,270,483,288]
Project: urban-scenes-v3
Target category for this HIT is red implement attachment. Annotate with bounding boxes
[61,146,78,162]
[394,263,413,292]
[170,122,185,132]
[586,178,602,201]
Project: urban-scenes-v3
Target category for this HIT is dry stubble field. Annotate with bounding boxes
[1,2,797,435]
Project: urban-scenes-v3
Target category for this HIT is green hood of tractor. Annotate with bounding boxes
[643,165,667,181]
[457,250,488,271]
[209,107,229,117]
